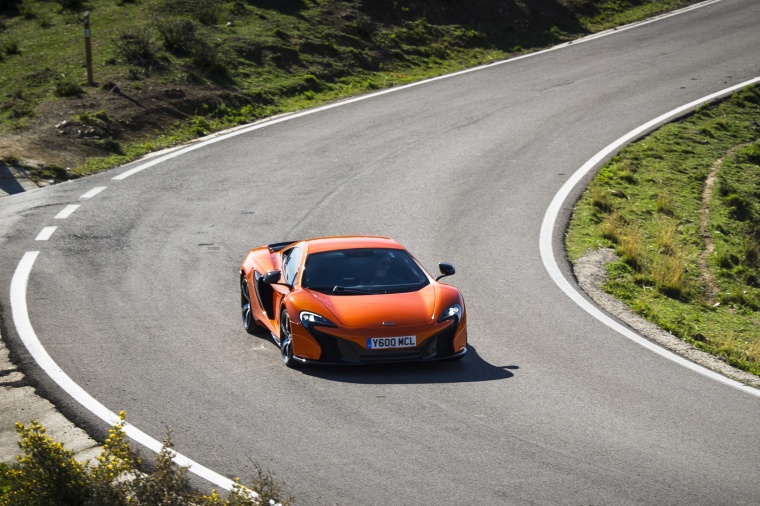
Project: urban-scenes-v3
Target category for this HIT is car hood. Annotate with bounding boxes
[311,284,438,328]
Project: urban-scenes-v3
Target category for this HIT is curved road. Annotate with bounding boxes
[1,0,759,504]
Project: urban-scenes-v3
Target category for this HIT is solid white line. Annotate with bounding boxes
[54,204,80,219]
[35,227,57,241]
[80,187,106,199]
[8,0,739,492]
[111,0,722,182]
[9,251,241,492]
[540,76,760,398]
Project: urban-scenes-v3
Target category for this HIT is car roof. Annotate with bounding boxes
[300,236,404,254]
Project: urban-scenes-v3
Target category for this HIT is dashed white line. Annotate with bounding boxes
[9,0,746,495]
[54,204,80,219]
[80,186,106,199]
[35,227,57,241]
[540,76,760,398]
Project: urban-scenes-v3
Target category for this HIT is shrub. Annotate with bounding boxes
[739,142,760,165]
[156,17,197,53]
[95,138,124,154]
[0,414,294,506]
[0,420,90,505]
[9,103,34,119]
[3,40,20,55]
[75,110,109,122]
[54,78,84,97]
[724,194,752,221]
[55,0,86,10]
[189,41,228,75]
[114,27,159,68]
[160,0,222,25]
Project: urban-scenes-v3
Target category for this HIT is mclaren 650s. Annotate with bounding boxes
[239,236,467,367]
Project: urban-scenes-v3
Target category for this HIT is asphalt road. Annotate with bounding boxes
[1,0,759,504]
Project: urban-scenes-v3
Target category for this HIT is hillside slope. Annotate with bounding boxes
[0,0,698,179]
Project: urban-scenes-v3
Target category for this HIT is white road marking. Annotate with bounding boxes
[54,204,80,219]
[80,186,106,199]
[540,76,760,398]
[35,227,57,241]
[111,0,721,182]
[10,251,241,493]
[8,0,744,494]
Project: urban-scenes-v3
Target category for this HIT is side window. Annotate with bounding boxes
[282,247,303,286]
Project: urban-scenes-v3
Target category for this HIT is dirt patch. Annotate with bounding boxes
[0,80,249,172]
[574,248,760,388]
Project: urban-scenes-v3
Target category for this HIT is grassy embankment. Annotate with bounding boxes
[3,0,758,502]
[566,86,760,378]
[0,0,699,177]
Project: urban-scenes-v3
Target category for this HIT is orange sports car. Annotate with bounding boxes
[239,236,467,366]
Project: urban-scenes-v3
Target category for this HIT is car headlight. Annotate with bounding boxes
[299,311,337,328]
[438,304,462,323]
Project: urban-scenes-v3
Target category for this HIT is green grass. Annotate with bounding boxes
[580,0,696,32]
[0,0,702,177]
[566,85,760,376]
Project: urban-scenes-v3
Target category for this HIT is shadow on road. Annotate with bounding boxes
[295,344,518,384]
[0,163,27,196]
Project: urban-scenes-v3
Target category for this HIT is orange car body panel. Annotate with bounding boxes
[240,236,467,364]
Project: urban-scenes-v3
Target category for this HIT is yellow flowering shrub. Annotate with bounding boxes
[0,413,292,506]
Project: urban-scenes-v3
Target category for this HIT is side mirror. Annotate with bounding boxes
[262,270,282,284]
[436,263,455,281]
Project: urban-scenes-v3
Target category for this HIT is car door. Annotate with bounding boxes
[273,246,303,332]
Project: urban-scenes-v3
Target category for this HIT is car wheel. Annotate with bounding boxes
[279,308,298,368]
[241,276,261,334]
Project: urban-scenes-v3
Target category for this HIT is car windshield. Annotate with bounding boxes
[301,248,430,294]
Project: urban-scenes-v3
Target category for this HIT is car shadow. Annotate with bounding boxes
[294,344,518,384]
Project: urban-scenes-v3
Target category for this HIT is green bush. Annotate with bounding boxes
[54,78,84,97]
[0,413,293,506]
[114,27,159,68]
[156,17,197,53]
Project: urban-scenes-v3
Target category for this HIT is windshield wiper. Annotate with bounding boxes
[332,285,372,294]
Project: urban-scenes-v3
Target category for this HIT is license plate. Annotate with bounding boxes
[367,336,416,349]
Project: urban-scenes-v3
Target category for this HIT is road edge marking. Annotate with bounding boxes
[111,0,723,182]
[10,251,241,492]
[540,76,760,398]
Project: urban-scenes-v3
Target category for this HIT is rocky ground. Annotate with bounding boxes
[1,330,100,464]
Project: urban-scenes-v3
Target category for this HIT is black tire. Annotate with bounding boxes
[241,275,262,334]
[279,308,299,368]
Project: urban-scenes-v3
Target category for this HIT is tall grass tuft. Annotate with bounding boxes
[590,183,612,212]
[656,218,677,255]
[617,224,646,271]
[600,212,624,243]
[656,191,675,215]
[651,249,690,298]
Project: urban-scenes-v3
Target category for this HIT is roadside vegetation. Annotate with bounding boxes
[0,0,699,178]
[3,0,757,503]
[0,413,293,505]
[566,85,760,378]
